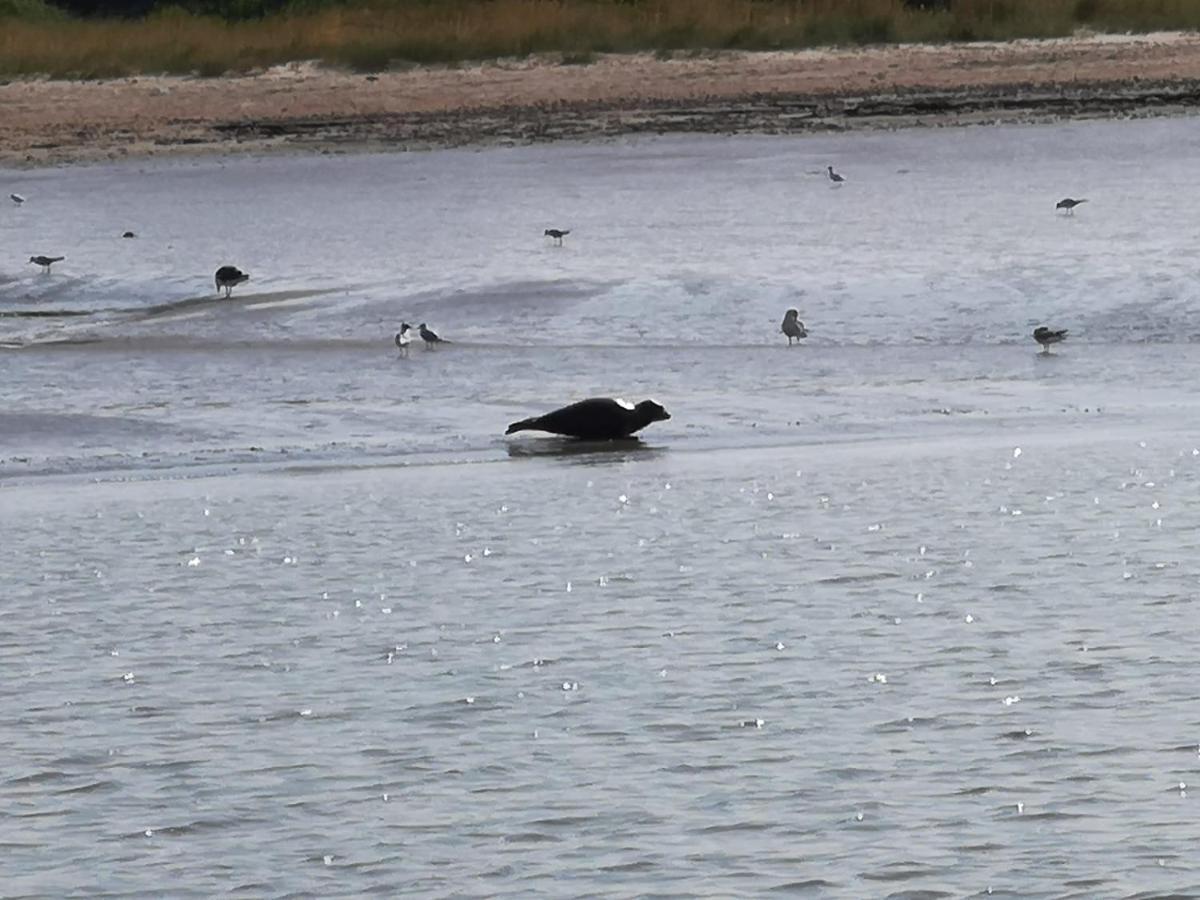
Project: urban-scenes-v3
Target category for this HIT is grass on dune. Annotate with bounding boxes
[2,0,1200,79]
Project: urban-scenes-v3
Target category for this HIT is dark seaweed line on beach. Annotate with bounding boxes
[203,78,1200,150]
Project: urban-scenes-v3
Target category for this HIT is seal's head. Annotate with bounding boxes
[636,399,671,423]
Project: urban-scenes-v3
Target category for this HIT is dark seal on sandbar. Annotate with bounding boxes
[505,397,670,440]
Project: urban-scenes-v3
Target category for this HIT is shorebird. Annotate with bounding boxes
[1056,198,1087,215]
[214,265,249,298]
[29,255,64,273]
[544,228,570,246]
[827,166,846,185]
[419,323,447,349]
[394,322,413,358]
[122,231,136,239]
[781,308,808,345]
[1033,326,1068,354]
[10,193,25,205]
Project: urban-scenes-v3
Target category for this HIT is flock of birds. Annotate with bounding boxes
[820,171,1078,354]
[388,168,1081,360]
[8,174,1081,439]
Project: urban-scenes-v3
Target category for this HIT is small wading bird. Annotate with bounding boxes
[122,231,136,239]
[10,193,25,205]
[394,322,412,358]
[1056,198,1087,215]
[419,323,447,349]
[214,265,249,298]
[781,308,808,345]
[827,166,846,185]
[29,255,63,273]
[544,228,570,246]
[1033,326,1068,354]
[506,397,671,440]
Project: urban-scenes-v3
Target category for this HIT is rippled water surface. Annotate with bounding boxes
[4,118,1200,897]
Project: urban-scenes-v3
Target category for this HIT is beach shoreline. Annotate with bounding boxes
[4,30,1200,168]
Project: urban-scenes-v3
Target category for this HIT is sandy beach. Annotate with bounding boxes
[4,30,1200,167]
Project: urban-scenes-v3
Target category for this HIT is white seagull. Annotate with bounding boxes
[394,323,412,358]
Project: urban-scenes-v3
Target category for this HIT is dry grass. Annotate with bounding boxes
[2,0,1200,78]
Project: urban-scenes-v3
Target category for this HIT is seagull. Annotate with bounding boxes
[1033,326,1068,354]
[781,308,808,345]
[394,322,412,357]
[419,323,447,349]
[544,228,570,246]
[10,193,25,205]
[214,265,249,298]
[827,166,846,185]
[29,255,64,273]
[1056,198,1087,215]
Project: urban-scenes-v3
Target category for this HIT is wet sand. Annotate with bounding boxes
[4,30,1200,167]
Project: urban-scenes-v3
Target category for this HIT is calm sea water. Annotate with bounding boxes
[4,117,1200,896]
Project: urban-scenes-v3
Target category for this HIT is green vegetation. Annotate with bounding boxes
[1,0,1199,79]
[0,0,64,20]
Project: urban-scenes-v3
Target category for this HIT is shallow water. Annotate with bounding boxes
[4,118,1200,896]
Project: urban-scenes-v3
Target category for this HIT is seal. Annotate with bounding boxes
[505,397,671,440]
[214,265,249,298]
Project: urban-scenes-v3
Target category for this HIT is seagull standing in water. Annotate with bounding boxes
[10,193,25,205]
[781,309,808,345]
[827,166,846,186]
[394,323,413,358]
[214,265,249,298]
[419,323,447,349]
[29,255,64,273]
[544,228,570,246]
[1033,326,1068,354]
[1056,198,1087,215]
